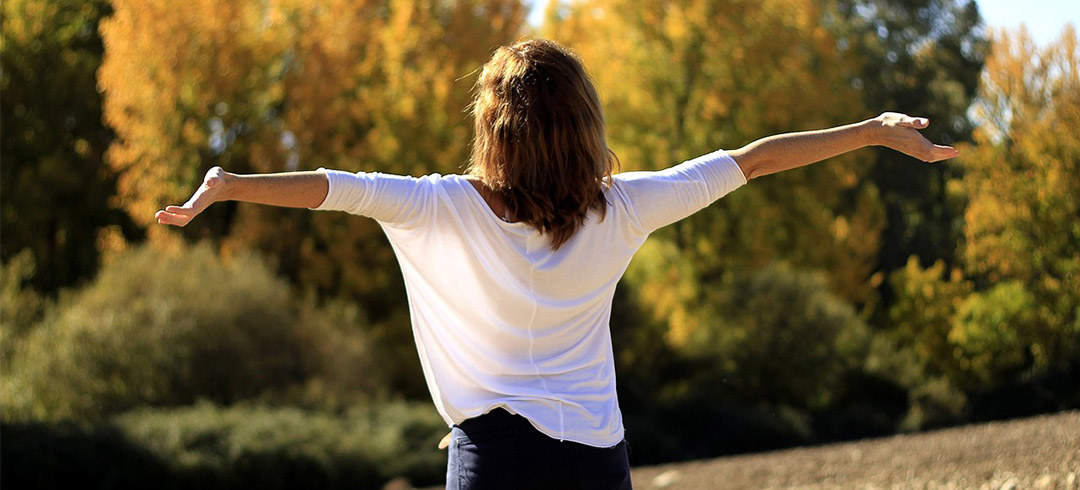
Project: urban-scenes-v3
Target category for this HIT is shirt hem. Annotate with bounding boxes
[456,404,625,449]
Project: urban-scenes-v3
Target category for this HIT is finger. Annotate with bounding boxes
[928,144,959,162]
[156,210,191,227]
[156,210,177,224]
[900,116,929,129]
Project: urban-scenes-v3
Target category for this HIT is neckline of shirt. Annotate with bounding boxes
[456,175,532,229]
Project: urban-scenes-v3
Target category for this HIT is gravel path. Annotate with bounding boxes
[410,411,1079,490]
[630,411,1079,490]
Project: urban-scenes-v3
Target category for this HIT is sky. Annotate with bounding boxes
[977,0,1079,46]
[528,1,1080,47]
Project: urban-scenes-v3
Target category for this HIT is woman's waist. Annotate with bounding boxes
[454,401,625,448]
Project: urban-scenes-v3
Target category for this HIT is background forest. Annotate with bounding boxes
[2,0,1078,488]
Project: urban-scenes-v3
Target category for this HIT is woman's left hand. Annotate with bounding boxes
[871,112,959,163]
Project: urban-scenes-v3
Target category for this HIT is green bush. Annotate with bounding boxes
[1,251,49,414]
[614,263,876,463]
[1,401,449,490]
[282,296,385,410]
[883,259,1080,429]
[951,281,1038,384]
[4,243,307,421]
[682,264,871,409]
[1,250,46,345]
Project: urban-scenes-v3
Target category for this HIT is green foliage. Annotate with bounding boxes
[4,243,306,421]
[900,375,968,430]
[114,401,447,489]
[887,257,971,380]
[1,251,47,349]
[1,0,138,292]
[1,251,50,415]
[680,264,871,409]
[884,257,972,427]
[951,281,1038,383]
[1,401,448,490]
[283,296,386,410]
[826,0,988,272]
[2,240,390,422]
[961,26,1080,377]
[612,264,878,462]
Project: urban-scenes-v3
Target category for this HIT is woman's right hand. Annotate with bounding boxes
[155,166,232,227]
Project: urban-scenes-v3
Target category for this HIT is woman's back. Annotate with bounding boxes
[314,148,746,445]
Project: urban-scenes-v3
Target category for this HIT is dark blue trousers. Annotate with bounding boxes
[445,409,633,490]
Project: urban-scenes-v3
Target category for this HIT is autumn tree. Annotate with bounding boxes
[880,25,1079,428]
[957,25,1080,383]
[544,0,882,344]
[99,0,525,396]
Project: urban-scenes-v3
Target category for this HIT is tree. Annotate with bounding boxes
[99,0,525,397]
[1,0,137,292]
[880,26,1079,427]
[544,0,884,344]
[958,25,1080,378]
[825,0,987,273]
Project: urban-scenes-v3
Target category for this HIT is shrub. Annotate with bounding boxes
[4,243,307,421]
[615,263,875,462]
[0,250,46,345]
[682,264,871,409]
[1,251,49,416]
[951,281,1038,384]
[280,296,384,410]
[1,401,449,490]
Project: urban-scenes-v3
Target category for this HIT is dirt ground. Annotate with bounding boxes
[412,411,1079,490]
[629,411,1079,490]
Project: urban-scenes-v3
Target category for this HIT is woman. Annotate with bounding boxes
[156,38,957,489]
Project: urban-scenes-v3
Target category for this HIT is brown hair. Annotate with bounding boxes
[467,38,617,250]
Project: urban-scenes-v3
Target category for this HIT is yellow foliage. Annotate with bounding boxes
[543,0,881,342]
[99,0,524,307]
[892,25,1080,385]
[961,25,1080,348]
[888,256,973,382]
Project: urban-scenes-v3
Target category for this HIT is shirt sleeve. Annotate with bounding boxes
[312,168,437,228]
[612,149,747,234]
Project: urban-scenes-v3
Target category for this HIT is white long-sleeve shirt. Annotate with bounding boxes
[314,149,746,447]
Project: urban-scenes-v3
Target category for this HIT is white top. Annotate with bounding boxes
[314,149,746,447]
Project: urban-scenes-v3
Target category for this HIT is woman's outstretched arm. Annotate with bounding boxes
[155,167,329,227]
[728,112,959,180]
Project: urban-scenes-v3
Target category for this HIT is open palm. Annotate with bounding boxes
[875,112,958,163]
[155,166,230,227]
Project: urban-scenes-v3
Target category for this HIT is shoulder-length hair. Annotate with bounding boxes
[467,38,617,250]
